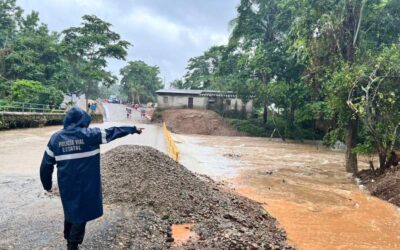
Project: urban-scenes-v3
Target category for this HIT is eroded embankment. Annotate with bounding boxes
[162,109,242,136]
[100,145,292,249]
[357,167,400,207]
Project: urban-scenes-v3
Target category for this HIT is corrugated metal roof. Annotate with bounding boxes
[155,89,203,95]
[200,90,236,98]
[156,89,240,97]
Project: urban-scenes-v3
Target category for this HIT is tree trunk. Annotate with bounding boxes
[263,100,268,124]
[344,1,359,174]
[379,152,387,171]
[129,92,135,103]
[345,116,358,173]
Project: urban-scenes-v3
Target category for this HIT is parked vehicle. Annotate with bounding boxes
[108,95,120,104]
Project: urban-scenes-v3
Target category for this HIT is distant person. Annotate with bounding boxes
[90,103,96,114]
[39,106,144,250]
[140,106,146,119]
[126,107,132,119]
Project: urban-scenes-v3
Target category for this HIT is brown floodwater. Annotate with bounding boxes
[171,223,197,247]
[176,134,400,250]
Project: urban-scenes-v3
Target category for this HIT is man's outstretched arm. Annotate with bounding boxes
[40,144,56,191]
[86,126,143,146]
[100,126,143,144]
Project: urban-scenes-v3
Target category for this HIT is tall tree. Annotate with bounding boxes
[120,60,163,104]
[61,15,130,110]
[4,11,61,84]
[0,0,22,48]
[184,45,226,90]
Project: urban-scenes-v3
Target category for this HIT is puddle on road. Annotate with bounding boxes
[177,134,400,250]
[171,223,197,246]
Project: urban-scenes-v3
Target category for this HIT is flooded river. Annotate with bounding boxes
[176,134,400,250]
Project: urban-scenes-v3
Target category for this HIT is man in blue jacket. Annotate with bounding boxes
[40,106,143,250]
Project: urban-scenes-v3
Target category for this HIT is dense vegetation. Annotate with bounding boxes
[173,0,400,173]
[2,0,399,173]
[0,0,162,109]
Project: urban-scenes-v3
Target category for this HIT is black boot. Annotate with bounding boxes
[67,242,78,250]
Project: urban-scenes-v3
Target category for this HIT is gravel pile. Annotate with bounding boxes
[101,145,292,249]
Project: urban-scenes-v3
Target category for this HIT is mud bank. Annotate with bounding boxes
[162,109,241,136]
[101,145,292,249]
[357,167,400,207]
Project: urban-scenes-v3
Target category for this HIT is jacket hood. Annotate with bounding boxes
[63,106,91,129]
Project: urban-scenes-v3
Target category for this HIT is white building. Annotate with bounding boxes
[156,89,253,113]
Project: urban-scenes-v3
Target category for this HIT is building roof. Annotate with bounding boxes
[200,90,236,98]
[156,89,238,98]
[155,89,203,95]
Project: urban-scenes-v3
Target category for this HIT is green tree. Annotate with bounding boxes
[184,45,226,90]
[120,60,163,104]
[11,79,62,106]
[347,46,400,172]
[11,79,44,103]
[61,15,130,110]
[4,11,62,85]
[170,79,184,89]
[0,0,22,48]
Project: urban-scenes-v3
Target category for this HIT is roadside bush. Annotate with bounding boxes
[11,80,46,103]
[11,80,63,106]
[229,116,324,140]
[228,118,267,137]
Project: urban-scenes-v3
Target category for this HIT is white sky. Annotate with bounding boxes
[17,0,239,86]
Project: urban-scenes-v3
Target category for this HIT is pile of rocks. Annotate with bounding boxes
[101,145,292,249]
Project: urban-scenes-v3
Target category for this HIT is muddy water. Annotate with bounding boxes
[171,224,197,246]
[176,134,400,250]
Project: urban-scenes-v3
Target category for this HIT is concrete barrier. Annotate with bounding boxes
[163,122,179,162]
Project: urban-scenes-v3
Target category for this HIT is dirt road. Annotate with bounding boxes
[0,103,166,249]
[175,134,400,250]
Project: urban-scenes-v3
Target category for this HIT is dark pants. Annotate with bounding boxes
[64,220,86,244]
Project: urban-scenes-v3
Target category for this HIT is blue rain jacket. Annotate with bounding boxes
[40,106,138,224]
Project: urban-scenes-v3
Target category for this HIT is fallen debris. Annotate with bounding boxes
[101,145,292,249]
[357,167,400,207]
[223,153,242,159]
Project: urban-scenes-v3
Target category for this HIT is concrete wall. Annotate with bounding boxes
[225,98,253,113]
[157,94,253,113]
[157,95,207,109]
[0,112,103,130]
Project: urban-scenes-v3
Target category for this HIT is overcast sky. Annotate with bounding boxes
[17,0,239,87]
